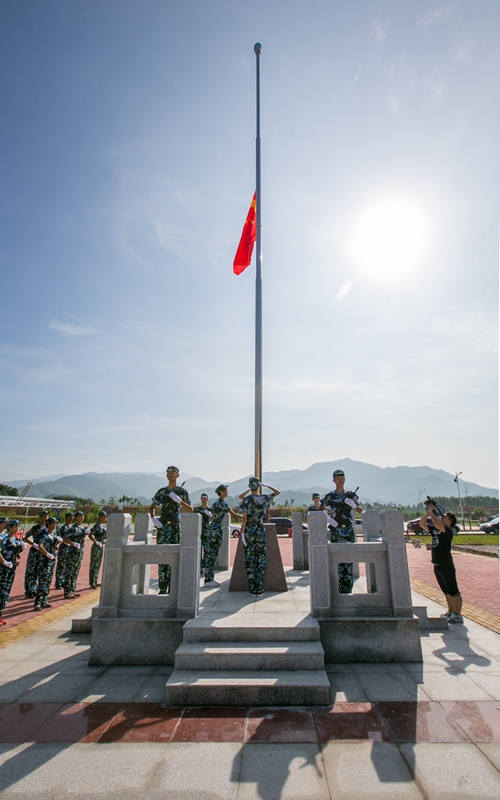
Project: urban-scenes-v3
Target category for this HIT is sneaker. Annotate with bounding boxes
[33,606,42,612]
[204,580,220,588]
[41,603,52,608]
[448,613,464,624]
[440,611,452,619]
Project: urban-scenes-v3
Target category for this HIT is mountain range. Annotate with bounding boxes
[6,458,498,506]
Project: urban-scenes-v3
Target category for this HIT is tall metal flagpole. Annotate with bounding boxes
[254,42,263,482]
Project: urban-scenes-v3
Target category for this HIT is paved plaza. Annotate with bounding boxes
[0,560,499,799]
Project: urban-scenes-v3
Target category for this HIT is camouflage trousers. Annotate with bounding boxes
[89,543,104,587]
[244,524,267,594]
[203,523,223,583]
[24,547,40,597]
[0,564,17,614]
[35,557,56,607]
[157,522,180,594]
[55,544,69,589]
[61,546,84,596]
[329,526,355,594]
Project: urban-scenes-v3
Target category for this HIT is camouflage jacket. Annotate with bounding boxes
[241,493,272,527]
[193,505,212,533]
[89,523,107,544]
[321,490,359,529]
[153,486,191,525]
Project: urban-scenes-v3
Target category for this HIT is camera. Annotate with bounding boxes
[424,497,446,517]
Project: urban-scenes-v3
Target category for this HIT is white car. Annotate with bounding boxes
[230,523,241,538]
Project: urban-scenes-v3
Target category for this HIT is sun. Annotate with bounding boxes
[345,198,429,281]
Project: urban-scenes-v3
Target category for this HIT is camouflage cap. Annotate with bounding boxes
[312,493,320,499]
[215,484,229,495]
[46,517,58,525]
[166,465,180,474]
[333,469,345,478]
[98,510,107,517]
[75,510,84,517]
[248,476,261,489]
[0,516,8,524]
[200,493,209,499]
[7,518,20,527]
[65,511,74,518]
[39,510,49,516]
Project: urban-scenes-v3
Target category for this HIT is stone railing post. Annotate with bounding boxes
[292,511,305,570]
[308,511,331,618]
[98,513,131,617]
[216,513,230,571]
[132,513,152,594]
[380,510,413,617]
[362,509,381,592]
[177,513,201,619]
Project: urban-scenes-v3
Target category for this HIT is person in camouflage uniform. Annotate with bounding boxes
[193,494,212,577]
[34,517,60,611]
[306,493,323,514]
[321,469,362,594]
[239,477,280,596]
[0,519,25,624]
[24,510,49,598]
[149,466,193,594]
[203,485,243,588]
[88,511,107,588]
[54,511,74,589]
[0,517,8,537]
[61,511,88,598]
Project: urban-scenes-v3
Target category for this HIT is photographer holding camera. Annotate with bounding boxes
[419,498,463,624]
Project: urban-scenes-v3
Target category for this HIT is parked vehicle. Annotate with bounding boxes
[230,524,241,538]
[272,517,293,537]
[407,518,424,535]
[479,515,499,534]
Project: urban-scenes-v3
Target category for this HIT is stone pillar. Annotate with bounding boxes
[216,513,230,571]
[98,513,131,617]
[177,513,201,619]
[292,511,305,570]
[380,510,413,617]
[308,511,331,618]
[132,513,152,594]
[362,509,381,592]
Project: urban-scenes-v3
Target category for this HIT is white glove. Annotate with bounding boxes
[345,498,357,509]
[260,483,268,489]
[241,531,247,547]
[56,536,63,542]
[96,542,103,548]
[19,540,26,550]
[3,560,13,569]
[327,517,338,528]
[169,492,181,504]
[73,542,81,550]
[152,517,163,529]
[203,510,213,518]
[32,543,39,550]
[47,553,55,560]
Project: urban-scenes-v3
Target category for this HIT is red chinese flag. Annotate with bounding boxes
[233,193,257,275]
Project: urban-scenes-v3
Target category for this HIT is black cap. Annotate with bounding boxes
[333,470,345,478]
[200,493,209,499]
[215,484,229,495]
[312,493,320,499]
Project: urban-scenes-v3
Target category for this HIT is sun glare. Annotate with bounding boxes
[346,199,428,281]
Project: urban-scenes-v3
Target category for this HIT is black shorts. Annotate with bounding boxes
[433,564,460,597]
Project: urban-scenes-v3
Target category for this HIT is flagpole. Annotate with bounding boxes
[254,42,263,482]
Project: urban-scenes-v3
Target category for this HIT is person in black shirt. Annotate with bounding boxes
[419,503,463,623]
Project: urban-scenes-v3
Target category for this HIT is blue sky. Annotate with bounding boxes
[1,0,498,489]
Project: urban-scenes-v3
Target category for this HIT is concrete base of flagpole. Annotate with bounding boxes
[228,523,288,592]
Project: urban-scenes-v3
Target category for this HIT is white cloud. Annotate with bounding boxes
[48,322,100,336]
[336,280,353,299]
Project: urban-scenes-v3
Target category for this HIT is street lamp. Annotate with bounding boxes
[417,487,426,512]
[454,472,465,531]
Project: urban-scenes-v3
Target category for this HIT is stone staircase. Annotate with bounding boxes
[165,613,330,706]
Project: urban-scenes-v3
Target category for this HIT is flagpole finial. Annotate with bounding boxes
[254,42,262,55]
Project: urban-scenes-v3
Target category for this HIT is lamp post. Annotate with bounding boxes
[417,487,426,513]
[454,472,465,531]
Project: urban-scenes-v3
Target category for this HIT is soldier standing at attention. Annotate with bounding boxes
[54,511,74,589]
[306,493,323,514]
[88,511,107,589]
[239,477,280,596]
[61,511,87,599]
[24,510,49,599]
[193,493,212,577]
[149,466,193,594]
[321,469,362,594]
[204,485,243,588]
[0,519,25,625]
[33,517,59,611]
[0,517,8,536]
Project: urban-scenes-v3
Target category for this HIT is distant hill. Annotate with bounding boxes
[5,459,497,506]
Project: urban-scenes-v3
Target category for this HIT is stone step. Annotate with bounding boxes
[174,641,325,671]
[165,669,331,706]
[182,613,320,643]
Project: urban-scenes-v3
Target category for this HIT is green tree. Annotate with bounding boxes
[0,483,19,497]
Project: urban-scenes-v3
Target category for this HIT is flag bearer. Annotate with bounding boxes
[149,466,193,594]
[88,511,107,588]
[239,477,280,596]
[321,470,362,594]
[34,517,60,611]
[193,494,212,576]
[61,511,87,599]
[0,520,25,625]
[54,511,74,589]
[24,510,49,599]
[203,485,243,588]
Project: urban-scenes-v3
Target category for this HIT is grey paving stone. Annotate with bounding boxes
[355,671,429,702]
[135,674,172,702]
[400,742,500,799]
[417,670,496,701]
[238,743,329,799]
[146,742,242,799]
[327,673,368,702]
[320,741,424,799]
[0,676,52,703]
[75,672,153,703]
[466,670,500,700]
[477,743,500,773]
[16,673,97,703]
